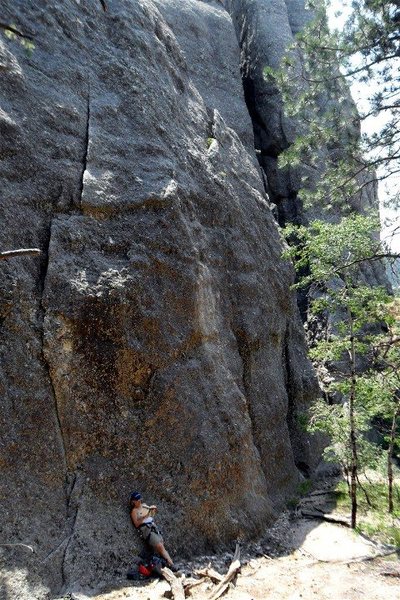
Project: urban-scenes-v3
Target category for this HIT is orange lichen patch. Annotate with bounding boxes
[182,329,204,352]
[81,203,117,220]
[189,454,247,501]
[189,498,226,537]
[270,331,282,347]
[114,348,153,398]
[141,317,160,337]
[138,317,173,357]
[62,427,113,469]
[37,466,67,487]
[81,196,171,221]
[187,457,257,540]
[151,257,181,278]
[171,328,219,362]
[143,395,184,438]
[139,387,195,459]
[185,476,247,540]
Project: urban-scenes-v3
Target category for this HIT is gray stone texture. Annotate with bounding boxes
[226,0,307,225]
[227,0,388,291]
[227,1,372,224]
[0,1,317,597]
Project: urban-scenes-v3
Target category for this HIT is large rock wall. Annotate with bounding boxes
[0,1,317,597]
[225,0,310,226]
[226,0,389,295]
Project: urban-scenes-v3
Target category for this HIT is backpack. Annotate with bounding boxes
[127,554,167,580]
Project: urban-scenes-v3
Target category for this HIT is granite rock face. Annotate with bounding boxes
[225,0,310,226]
[0,1,317,597]
[226,0,389,291]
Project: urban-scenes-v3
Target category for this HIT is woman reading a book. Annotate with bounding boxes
[129,491,176,570]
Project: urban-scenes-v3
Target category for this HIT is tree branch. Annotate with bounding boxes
[0,248,41,260]
[333,253,400,275]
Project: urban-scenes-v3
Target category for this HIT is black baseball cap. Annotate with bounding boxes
[130,491,142,501]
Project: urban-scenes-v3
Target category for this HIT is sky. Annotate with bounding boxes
[326,1,400,255]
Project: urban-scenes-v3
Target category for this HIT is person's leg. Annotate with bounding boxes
[147,532,175,567]
[154,541,174,566]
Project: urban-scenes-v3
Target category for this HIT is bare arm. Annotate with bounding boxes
[130,507,157,528]
[131,508,145,528]
[143,503,158,515]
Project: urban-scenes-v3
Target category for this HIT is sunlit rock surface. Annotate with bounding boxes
[0,1,317,596]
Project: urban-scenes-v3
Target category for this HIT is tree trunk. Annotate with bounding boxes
[348,309,358,529]
[387,395,400,513]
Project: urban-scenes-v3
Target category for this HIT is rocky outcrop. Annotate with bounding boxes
[0,1,317,597]
[225,0,311,226]
[226,0,389,290]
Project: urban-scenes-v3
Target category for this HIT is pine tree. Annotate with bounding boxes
[269,0,399,220]
[267,0,400,526]
[284,214,398,526]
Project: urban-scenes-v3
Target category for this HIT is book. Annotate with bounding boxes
[142,504,157,517]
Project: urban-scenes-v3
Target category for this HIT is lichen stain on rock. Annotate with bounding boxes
[114,348,154,400]
[72,306,120,396]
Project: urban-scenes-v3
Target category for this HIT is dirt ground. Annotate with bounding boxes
[71,501,400,600]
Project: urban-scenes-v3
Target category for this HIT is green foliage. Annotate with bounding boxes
[287,478,313,509]
[2,24,35,56]
[308,399,383,472]
[266,0,399,216]
[286,497,300,509]
[336,479,400,545]
[283,214,399,524]
[284,214,391,288]
[296,411,309,432]
[274,0,400,525]
[298,478,313,495]
[206,137,216,149]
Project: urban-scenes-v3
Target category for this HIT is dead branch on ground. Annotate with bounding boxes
[299,510,351,527]
[195,566,224,583]
[303,548,400,564]
[208,543,241,600]
[161,567,185,600]
[182,577,205,592]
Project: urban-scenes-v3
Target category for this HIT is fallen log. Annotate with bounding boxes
[161,567,185,600]
[195,567,224,583]
[209,543,241,600]
[302,548,400,564]
[182,577,206,592]
[300,510,351,527]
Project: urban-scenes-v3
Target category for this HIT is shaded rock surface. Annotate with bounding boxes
[225,0,389,321]
[0,1,318,597]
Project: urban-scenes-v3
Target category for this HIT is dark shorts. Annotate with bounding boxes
[139,524,163,549]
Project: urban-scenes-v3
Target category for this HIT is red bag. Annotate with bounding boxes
[138,563,154,577]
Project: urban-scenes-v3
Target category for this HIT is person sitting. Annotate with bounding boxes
[129,491,177,571]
